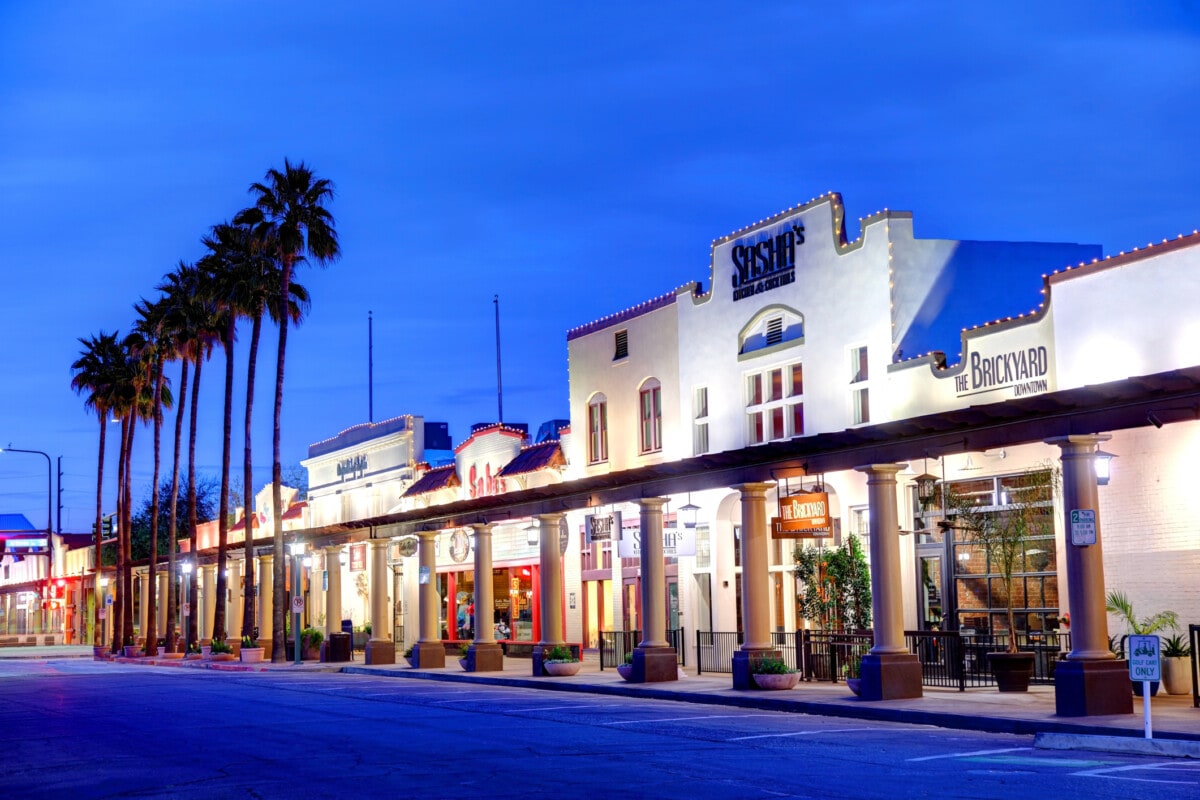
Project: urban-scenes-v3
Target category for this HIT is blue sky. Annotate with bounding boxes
[2,3,1199,532]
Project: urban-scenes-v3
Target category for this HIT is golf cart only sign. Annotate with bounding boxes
[1128,635,1161,682]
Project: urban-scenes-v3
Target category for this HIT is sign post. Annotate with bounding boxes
[1128,634,1161,739]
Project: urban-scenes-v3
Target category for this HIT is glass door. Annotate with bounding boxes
[918,554,944,630]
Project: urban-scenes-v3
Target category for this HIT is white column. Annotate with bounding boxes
[857,464,908,655]
[472,525,495,646]
[637,498,669,648]
[537,513,565,647]
[156,570,168,635]
[369,540,390,641]
[201,565,216,641]
[138,571,149,641]
[324,546,342,638]
[229,559,243,638]
[259,554,274,643]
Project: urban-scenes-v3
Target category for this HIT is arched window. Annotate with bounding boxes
[738,304,804,357]
[638,379,662,454]
[587,393,608,464]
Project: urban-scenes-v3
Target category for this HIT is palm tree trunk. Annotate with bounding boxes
[93,414,107,648]
[112,414,127,654]
[122,417,135,650]
[165,358,188,651]
[241,312,263,640]
[271,259,292,661]
[144,360,164,653]
[186,356,203,649]
[213,320,235,643]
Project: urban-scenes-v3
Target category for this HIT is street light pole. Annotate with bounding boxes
[2,447,53,634]
[290,542,304,665]
[181,561,193,652]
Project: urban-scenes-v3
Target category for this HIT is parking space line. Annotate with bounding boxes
[604,714,780,726]
[1073,762,1199,785]
[728,727,877,742]
[907,747,1030,762]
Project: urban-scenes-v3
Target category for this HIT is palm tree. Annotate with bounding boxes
[70,331,124,648]
[131,298,175,654]
[236,159,339,661]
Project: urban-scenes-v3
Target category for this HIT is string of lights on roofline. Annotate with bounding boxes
[308,414,415,449]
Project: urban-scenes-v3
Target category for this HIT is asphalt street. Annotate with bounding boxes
[2,659,1198,799]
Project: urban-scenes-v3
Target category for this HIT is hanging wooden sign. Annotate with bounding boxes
[772,491,832,538]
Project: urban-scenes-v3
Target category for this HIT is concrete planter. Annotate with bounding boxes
[1163,657,1193,696]
[752,672,799,690]
[544,661,582,677]
[210,653,236,662]
[616,664,635,681]
[846,678,862,696]
[240,647,265,664]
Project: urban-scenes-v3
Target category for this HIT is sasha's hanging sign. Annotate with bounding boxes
[730,223,805,302]
[772,491,832,538]
[585,511,621,543]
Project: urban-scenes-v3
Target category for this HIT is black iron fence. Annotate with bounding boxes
[598,629,686,669]
[695,628,1070,689]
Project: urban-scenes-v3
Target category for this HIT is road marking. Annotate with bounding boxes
[507,704,616,712]
[604,714,780,726]
[1073,762,1200,785]
[907,747,1030,762]
[728,727,877,742]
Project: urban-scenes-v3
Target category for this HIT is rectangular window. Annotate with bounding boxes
[748,410,764,445]
[693,386,708,419]
[693,422,709,456]
[769,368,783,402]
[639,384,662,453]
[853,387,870,425]
[746,374,762,406]
[587,401,608,463]
[790,402,804,437]
[851,345,869,383]
[790,364,803,397]
[745,361,803,445]
[613,330,628,360]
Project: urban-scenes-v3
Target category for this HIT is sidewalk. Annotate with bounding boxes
[13,645,1200,746]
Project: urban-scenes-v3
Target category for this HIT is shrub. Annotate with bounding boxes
[1163,633,1192,658]
[301,628,323,647]
[545,645,577,663]
[210,638,233,655]
[241,634,259,648]
[751,657,793,675]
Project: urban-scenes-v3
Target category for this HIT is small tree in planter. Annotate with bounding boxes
[794,533,871,632]
[300,628,323,660]
[945,466,1056,692]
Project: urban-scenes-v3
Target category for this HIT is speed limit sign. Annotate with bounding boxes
[291,596,304,614]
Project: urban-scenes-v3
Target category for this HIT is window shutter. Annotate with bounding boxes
[614,330,629,360]
[765,317,783,346]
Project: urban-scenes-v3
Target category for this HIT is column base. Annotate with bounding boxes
[732,648,781,690]
[1055,658,1134,717]
[859,652,923,701]
[365,639,396,665]
[411,641,445,669]
[465,642,504,672]
[632,645,678,683]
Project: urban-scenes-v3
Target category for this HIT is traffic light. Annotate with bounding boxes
[101,514,114,537]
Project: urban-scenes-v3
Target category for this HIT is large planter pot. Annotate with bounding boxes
[161,651,185,660]
[123,645,141,658]
[617,664,635,682]
[753,672,799,690]
[988,651,1035,692]
[210,653,236,662]
[1131,679,1160,697]
[846,677,862,696]
[240,647,265,664]
[1163,657,1193,696]
[157,646,166,657]
[544,661,582,677]
[200,645,211,658]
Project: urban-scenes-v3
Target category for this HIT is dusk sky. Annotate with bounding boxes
[2,3,1199,532]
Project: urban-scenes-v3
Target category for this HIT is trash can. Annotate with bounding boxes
[325,632,351,663]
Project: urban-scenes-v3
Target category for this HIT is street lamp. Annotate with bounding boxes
[1,447,53,633]
[289,541,305,665]
[1094,449,1117,486]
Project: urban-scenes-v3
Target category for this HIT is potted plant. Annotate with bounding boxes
[156,638,167,657]
[457,644,471,671]
[300,628,323,661]
[617,652,635,681]
[122,636,141,659]
[209,638,235,662]
[542,645,581,676]
[403,645,415,667]
[184,642,203,661]
[1106,589,1179,697]
[946,467,1055,692]
[843,656,863,697]
[1161,634,1193,696]
[751,656,798,690]
[240,635,265,663]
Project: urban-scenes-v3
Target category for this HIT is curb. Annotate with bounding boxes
[340,666,1200,743]
[1036,732,1200,758]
